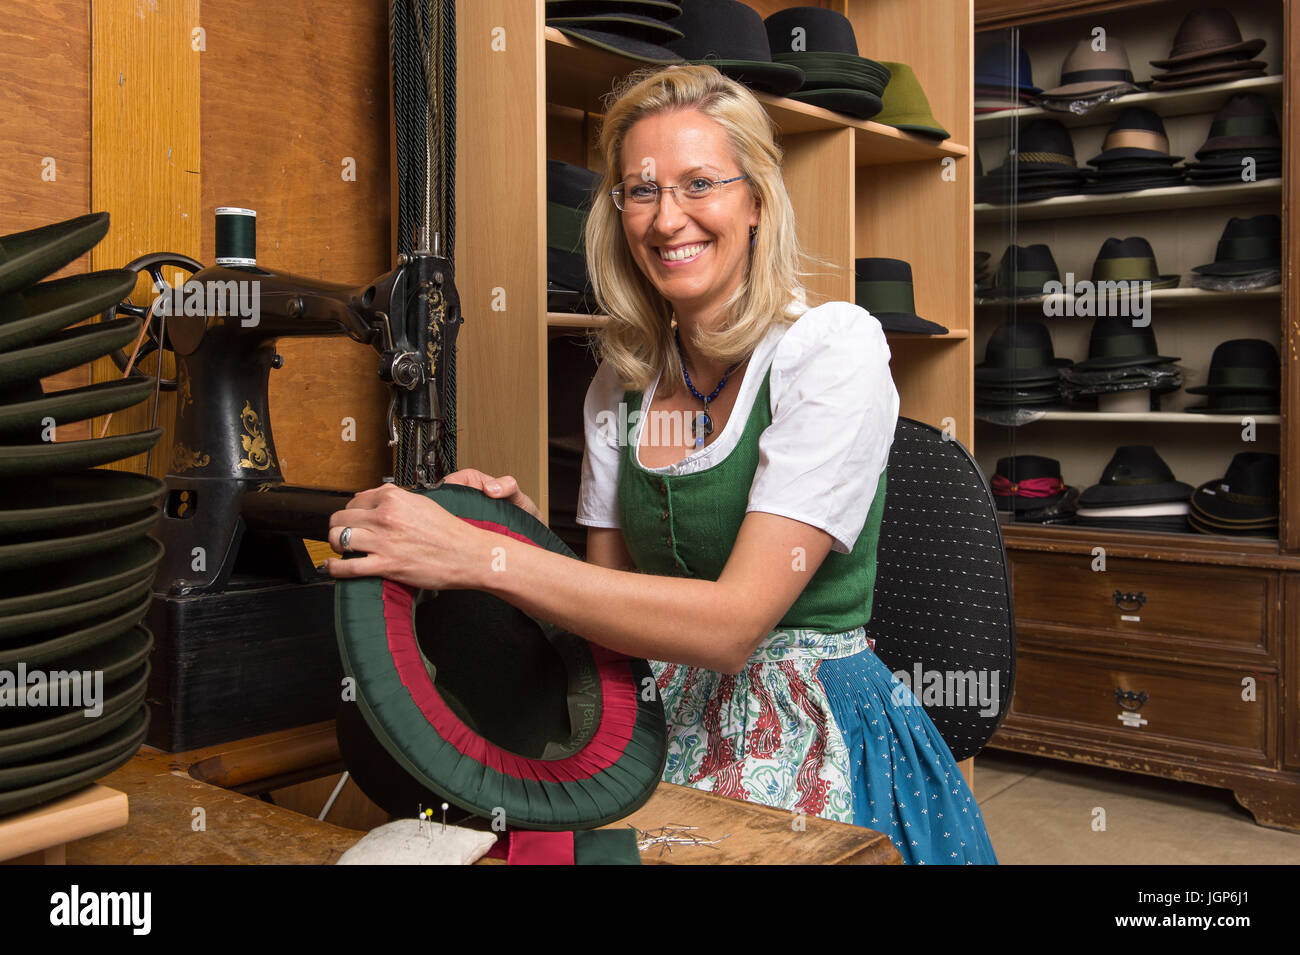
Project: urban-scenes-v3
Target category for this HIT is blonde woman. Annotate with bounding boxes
[326,65,997,865]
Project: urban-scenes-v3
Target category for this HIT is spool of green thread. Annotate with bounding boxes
[215,207,257,267]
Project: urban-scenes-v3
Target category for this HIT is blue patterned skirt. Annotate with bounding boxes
[649,626,999,865]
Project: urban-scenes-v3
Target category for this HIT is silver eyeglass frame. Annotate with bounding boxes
[609,174,750,212]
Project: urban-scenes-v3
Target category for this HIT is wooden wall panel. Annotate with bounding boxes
[199,0,392,492]
[89,0,201,470]
[2,1,93,438]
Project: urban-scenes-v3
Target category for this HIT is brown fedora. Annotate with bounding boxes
[1150,8,1265,69]
[1040,38,1139,99]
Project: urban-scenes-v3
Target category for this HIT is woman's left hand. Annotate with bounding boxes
[322,483,487,591]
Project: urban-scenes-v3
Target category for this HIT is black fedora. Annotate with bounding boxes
[1185,338,1279,395]
[1073,315,1179,371]
[990,455,1069,512]
[1192,215,1281,276]
[989,244,1061,299]
[1184,391,1280,414]
[974,39,1041,95]
[992,118,1081,175]
[975,320,1072,383]
[1189,452,1278,525]
[853,258,948,334]
[663,0,805,97]
[1078,445,1193,507]
[1090,236,1180,289]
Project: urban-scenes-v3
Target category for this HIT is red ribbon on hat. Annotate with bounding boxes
[991,474,1065,498]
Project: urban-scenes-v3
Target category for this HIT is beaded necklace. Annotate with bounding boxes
[673,326,743,448]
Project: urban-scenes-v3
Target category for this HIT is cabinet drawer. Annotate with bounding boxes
[1009,648,1272,765]
[1010,553,1274,652]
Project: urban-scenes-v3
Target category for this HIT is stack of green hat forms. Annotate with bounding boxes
[0,212,164,817]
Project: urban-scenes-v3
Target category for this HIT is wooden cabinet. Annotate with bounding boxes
[974,0,1300,830]
[454,0,976,557]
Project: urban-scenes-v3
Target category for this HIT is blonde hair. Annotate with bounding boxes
[584,64,818,397]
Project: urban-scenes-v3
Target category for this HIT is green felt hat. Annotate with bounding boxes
[0,470,164,535]
[0,213,109,298]
[788,87,883,119]
[335,483,667,831]
[874,62,949,139]
[0,706,148,792]
[0,316,140,385]
[0,576,152,643]
[0,270,136,353]
[0,377,156,439]
[0,506,159,575]
[0,592,153,670]
[0,660,149,748]
[0,428,163,480]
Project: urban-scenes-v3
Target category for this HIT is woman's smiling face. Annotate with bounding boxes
[618,108,760,317]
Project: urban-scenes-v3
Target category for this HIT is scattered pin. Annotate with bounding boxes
[441,802,449,834]
[424,808,434,842]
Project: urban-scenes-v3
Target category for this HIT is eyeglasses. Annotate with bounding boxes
[610,175,749,212]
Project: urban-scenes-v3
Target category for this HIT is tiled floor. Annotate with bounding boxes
[973,749,1300,864]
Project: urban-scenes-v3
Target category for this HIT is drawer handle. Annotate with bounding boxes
[1112,590,1146,612]
[1115,689,1148,711]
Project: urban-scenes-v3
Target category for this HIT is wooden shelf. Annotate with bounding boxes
[981,410,1281,424]
[543,27,968,167]
[976,287,1282,307]
[974,179,1282,222]
[973,74,1284,131]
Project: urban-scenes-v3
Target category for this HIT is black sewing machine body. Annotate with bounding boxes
[154,253,461,597]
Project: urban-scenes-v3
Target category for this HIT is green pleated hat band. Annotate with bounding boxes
[1206,367,1279,386]
[1093,257,1162,281]
[1208,115,1278,139]
[986,345,1057,367]
[997,269,1058,290]
[1218,235,1277,261]
[547,201,588,255]
[855,279,916,314]
[1091,331,1156,358]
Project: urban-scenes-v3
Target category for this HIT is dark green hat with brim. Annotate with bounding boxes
[546,13,683,44]
[1192,215,1281,275]
[335,483,667,831]
[874,62,949,139]
[1090,236,1181,289]
[0,270,136,353]
[854,258,948,334]
[0,213,109,298]
[1073,315,1179,371]
[548,24,683,63]
[1185,338,1279,395]
[975,319,1072,383]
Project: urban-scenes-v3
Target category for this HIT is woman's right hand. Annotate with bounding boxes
[440,469,545,524]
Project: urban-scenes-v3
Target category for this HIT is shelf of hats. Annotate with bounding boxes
[969,2,1287,544]
[451,0,977,555]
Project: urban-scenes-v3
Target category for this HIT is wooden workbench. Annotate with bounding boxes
[64,723,901,865]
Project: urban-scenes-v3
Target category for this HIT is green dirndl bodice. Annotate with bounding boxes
[612,358,999,865]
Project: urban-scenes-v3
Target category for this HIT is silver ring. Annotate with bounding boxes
[339,526,353,552]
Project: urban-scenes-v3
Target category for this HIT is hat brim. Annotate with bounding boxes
[1073,353,1180,371]
[682,59,805,97]
[1149,38,1266,69]
[1196,135,1282,157]
[1192,258,1280,276]
[788,88,883,119]
[1151,60,1267,80]
[1082,179,1186,195]
[0,269,137,354]
[1087,148,1183,165]
[550,25,683,63]
[1190,484,1277,523]
[877,119,950,139]
[336,484,668,831]
[972,74,1041,95]
[1038,80,1140,98]
[867,311,949,335]
[1078,481,1193,507]
[0,213,110,298]
[974,357,1072,383]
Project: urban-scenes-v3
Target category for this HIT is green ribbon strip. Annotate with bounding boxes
[547,200,588,255]
[996,269,1058,291]
[855,280,916,314]
[1219,235,1277,261]
[1207,115,1277,139]
[1093,257,1159,282]
[1203,367,1278,387]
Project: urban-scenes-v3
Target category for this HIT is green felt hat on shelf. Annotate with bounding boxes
[335,483,667,831]
[873,62,949,139]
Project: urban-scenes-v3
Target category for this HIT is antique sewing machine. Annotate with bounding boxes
[108,215,462,749]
